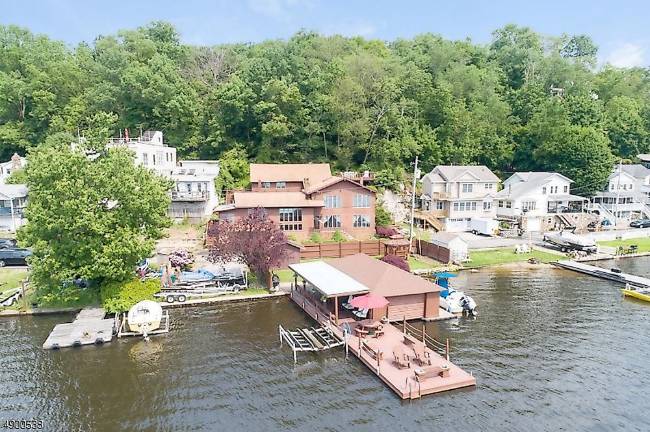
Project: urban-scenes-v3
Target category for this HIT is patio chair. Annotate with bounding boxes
[392,345,411,369]
[412,342,432,366]
[372,324,384,338]
[353,308,369,319]
[414,365,450,383]
[342,295,355,310]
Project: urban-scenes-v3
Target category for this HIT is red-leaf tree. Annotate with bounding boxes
[380,254,410,272]
[207,207,288,278]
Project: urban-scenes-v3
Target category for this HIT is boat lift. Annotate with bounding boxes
[116,310,170,338]
[278,324,346,363]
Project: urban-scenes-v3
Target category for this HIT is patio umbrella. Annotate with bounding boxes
[350,293,389,309]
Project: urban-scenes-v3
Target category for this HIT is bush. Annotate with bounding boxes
[380,254,410,272]
[100,278,160,313]
[169,249,194,270]
[308,232,323,244]
[375,202,392,227]
[331,230,346,242]
[376,226,399,238]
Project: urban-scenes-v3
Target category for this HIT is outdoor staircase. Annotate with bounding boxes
[589,203,617,223]
[414,210,443,232]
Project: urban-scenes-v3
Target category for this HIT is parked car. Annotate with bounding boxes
[0,248,31,266]
[0,238,17,249]
[630,219,650,228]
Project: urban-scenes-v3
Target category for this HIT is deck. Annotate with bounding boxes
[43,307,115,350]
[289,290,476,399]
[553,260,650,288]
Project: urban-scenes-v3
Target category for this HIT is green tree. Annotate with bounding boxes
[17,133,171,299]
[215,145,250,194]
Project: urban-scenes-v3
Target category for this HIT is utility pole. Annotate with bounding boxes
[615,159,622,226]
[409,156,419,256]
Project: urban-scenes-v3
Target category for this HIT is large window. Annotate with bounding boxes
[323,215,341,228]
[276,181,286,189]
[522,201,536,211]
[462,183,473,193]
[453,201,477,212]
[142,153,149,166]
[324,195,341,208]
[483,201,492,211]
[353,193,370,208]
[353,215,371,228]
[436,201,444,210]
[262,182,271,189]
[279,208,303,231]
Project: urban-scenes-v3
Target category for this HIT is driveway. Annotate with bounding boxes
[456,232,545,250]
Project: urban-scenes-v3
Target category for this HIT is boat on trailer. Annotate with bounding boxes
[621,284,650,303]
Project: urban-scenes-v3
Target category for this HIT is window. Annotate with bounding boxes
[629,184,634,190]
[542,187,546,194]
[563,185,568,193]
[453,201,477,212]
[324,195,341,208]
[276,181,286,189]
[436,201,444,210]
[142,153,149,166]
[462,183,473,193]
[498,201,504,208]
[353,193,370,208]
[610,183,614,191]
[483,201,491,211]
[506,201,512,208]
[279,208,303,231]
[453,202,459,211]
[262,182,271,189]
[485,183,493,189]
[323,215,341,228]
[522,201,536,211]
[353,215,371,228]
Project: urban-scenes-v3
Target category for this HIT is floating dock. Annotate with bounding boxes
[279,324,345,363]
[43,307,115,349]
[553,261,650,289]
[288,289,476,399]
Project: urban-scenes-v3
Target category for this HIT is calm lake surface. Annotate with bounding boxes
[1,257,650,432]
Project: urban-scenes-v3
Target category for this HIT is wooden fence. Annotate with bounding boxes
[414,240,450,264]
[300,240,384,260]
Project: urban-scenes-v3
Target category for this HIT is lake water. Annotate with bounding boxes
[1,258,650,432]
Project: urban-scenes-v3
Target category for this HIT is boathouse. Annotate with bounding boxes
[289,253,442,322]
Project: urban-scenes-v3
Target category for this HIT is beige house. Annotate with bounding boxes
[420,165,500,232]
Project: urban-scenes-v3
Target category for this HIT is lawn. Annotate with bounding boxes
[408,256,442,271]
[464,248,564,268]
[597,237,650,253]
[0,268,29,292]
[275,268,295,283]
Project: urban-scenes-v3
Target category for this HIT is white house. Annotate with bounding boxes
[169,160,220,221]
[420,165,500,232]
[107,130,177,175]
[430,232,469,263]
[591,164,650,221]
[0,153,27,184]
[495,172,588,231]
[0,184,28,231]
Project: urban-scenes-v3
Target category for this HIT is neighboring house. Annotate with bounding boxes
[495,172,588,231]
[215,163,376,240]
[107,130,177,176]
[0,184,27,232]
[169,160,220,222]
[0,153,27,184]
[591,164,650,220]
[429,233,469,263]
[420,165,499,232]
[638,154,650,170]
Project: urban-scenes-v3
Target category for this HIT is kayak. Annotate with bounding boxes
[621,288,650,302]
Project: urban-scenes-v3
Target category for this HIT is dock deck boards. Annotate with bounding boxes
[43,308,115,349]
[554,260,650,288]
[289,290,476,399]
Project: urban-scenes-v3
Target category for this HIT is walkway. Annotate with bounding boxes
[553,260,650,289]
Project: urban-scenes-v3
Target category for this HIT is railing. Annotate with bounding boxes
[0,207,24,216]
[171,190,209,201]
[402,318,450,361]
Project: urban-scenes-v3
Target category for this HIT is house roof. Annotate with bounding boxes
[496,172,580,200]
[0,184,28,199]
[327,253,441,296]
[288,260,369,298]
[430,232,466,246]
[303,176,375,194]
[638,154,650,162]
[424,165,500,183]
[611,164,650,180]
[249,163,332,184]
[230,191,323,208]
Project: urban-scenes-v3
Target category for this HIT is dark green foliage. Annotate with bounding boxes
[100,278,161,313]
[375,203,393,227]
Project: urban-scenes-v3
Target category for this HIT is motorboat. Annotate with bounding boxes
[621,284,650,303]
[434,272,478,316]
[543,230,597,253]
[127,300,164,338]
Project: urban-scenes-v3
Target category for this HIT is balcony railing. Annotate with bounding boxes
[0,207,24,216]
[170,190,209,202]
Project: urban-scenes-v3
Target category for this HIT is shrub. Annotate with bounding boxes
[308,232,323,244]
[380,254,410,272]
[169,249,194,270]
[331,230,346,242]
[100,278,160,313]
[375,202,392,227]
[376,226,399,238]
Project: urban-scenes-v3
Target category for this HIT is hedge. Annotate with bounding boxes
[100,278,161,313]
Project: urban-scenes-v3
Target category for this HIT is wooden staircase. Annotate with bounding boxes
[414,210,443,232]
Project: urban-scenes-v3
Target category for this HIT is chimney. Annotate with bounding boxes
[303,177,310,191]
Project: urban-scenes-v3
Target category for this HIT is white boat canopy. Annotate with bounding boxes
[288,261,369,298]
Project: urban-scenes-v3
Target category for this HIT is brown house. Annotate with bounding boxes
[216,163,376,240]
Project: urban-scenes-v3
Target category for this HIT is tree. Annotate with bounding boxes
[214,145,250,195]
[375,201,392,227]
[207,207,287,278]
[17,133,172,298]
[380,254,410,272]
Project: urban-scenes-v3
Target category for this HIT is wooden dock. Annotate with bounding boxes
[553,261,650,288]
[43,307,115,349]
[279,324,345,362]
[289,290,476,399]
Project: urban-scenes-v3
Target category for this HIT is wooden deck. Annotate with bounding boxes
[289,290,476,399]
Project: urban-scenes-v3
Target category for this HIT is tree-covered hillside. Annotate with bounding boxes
[1,22,649,194]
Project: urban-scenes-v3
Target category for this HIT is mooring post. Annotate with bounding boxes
[422,323,426,344]
[446,338,450,361]
[279,325,283,347]
[403,316,406,335]
[293,348,297,364]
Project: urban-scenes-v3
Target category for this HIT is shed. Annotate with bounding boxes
[430,233,468,264]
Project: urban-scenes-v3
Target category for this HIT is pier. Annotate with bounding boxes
[553,261,650,288]
[43,307,115,349]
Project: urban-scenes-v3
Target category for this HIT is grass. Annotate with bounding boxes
[597,237,650,253]
[275,268,295,283]
[464,248,564,269]
[0,268,29,293]
[408,256,442,271]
